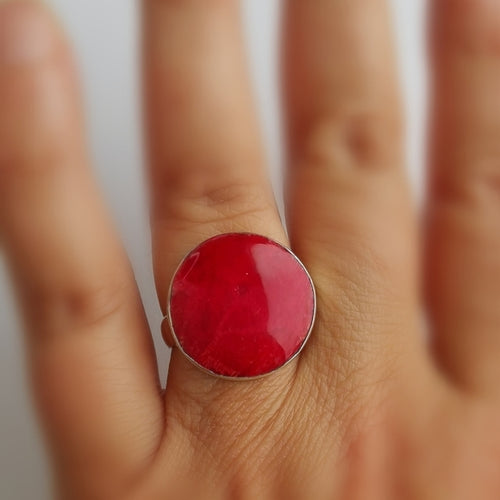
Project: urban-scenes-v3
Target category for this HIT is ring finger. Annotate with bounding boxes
[142,0,289,405]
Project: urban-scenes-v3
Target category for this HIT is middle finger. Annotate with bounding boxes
[283,0,425,390]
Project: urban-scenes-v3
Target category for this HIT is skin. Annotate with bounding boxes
[0,0,499,498]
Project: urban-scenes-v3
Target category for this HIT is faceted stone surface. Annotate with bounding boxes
[169,233,315,378]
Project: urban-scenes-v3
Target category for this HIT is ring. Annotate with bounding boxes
[164,233,316,380]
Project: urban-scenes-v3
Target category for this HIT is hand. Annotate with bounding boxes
[1,1,500,499]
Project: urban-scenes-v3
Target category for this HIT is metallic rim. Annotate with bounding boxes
[164,232,317,381]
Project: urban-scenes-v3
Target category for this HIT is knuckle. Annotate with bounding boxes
[432,162,500,214]
[293,107,403,173]
[25,271,133,336]
[154,163,275,229]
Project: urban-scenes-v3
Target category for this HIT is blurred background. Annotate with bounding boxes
[0,1,425,498]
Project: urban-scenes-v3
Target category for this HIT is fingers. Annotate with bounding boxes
[426,0,500,399]
[283,1,423,389]
[0,1,162,486]
[142,0,287,397]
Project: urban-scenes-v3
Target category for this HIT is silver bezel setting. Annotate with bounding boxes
[164,233,317,381]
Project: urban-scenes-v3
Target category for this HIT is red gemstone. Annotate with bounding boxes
[168,233,315,378]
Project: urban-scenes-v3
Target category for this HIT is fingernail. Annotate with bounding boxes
[0,1,57,65]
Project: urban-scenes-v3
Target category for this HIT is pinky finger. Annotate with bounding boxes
[0,2,162,492]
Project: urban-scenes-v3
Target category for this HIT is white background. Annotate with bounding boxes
[0,1,426,498]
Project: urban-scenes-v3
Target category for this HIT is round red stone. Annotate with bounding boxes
[168,233,315,378]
